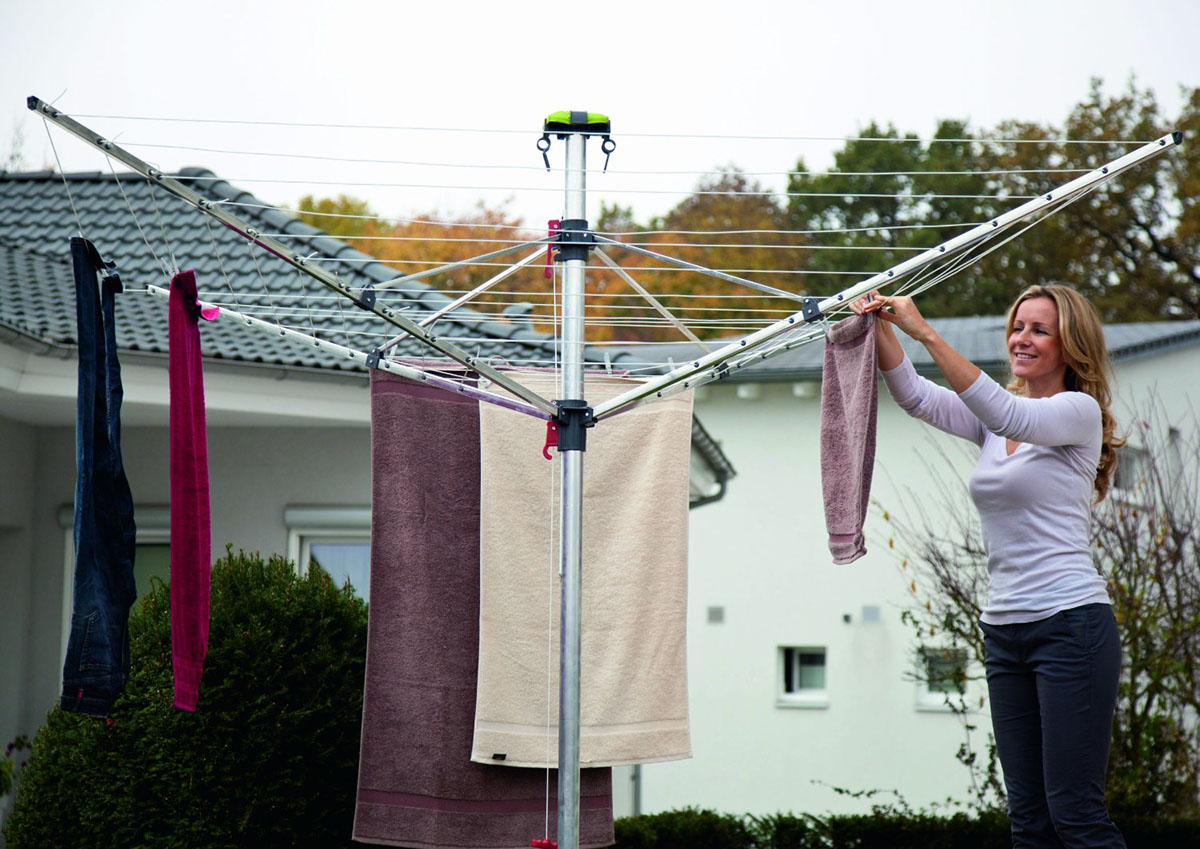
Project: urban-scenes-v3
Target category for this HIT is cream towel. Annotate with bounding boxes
[472,374,693,768]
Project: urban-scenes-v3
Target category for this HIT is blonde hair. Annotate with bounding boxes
[1004,285,1125,502]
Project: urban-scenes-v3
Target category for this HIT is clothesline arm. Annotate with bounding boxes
[142,284,553,420]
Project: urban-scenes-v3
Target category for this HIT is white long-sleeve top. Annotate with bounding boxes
[880,355,1109,624]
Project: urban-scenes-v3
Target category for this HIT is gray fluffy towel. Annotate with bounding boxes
[820,314,878,564]
[353,371,614,849]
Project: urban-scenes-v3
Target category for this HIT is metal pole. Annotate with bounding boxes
[557,126,587,849]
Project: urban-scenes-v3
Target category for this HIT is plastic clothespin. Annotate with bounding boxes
[530,840,558,848]
[545,220,561,279]
[194,295,220,322]
[543,420,559,460]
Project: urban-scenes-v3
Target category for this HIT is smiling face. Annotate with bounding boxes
[1007,296,1067,394]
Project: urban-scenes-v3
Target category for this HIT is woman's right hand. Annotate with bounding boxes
[850,291,931,343]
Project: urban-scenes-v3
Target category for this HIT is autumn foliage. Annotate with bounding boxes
[298,80,1199,344]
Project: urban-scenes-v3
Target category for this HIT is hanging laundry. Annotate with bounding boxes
[168,269,212,711]
[60,237,138,717]
[819,313,879,564]
[354,370,614,849]
[472,373,693,768]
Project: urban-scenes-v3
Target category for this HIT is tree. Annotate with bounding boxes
[296,193,383,240]
[599,170,805,342]
[293,81,1200,349]
[880,395,1200,818]
[787,121,925,281]
[3,120,28,171]
[785,82,1200,321]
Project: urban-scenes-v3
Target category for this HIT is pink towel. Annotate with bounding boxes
[168,270,212,711]
[820,314,878,565]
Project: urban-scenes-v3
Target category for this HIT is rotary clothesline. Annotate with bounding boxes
[30,95,1183,849]
[29,95,1185,416]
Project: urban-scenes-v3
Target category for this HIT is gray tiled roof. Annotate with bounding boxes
[0,167,737,495]
[0,168,633,371]
[609,314,1200,381]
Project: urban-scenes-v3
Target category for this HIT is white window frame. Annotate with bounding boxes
[915,645,977,713]
[283,506,371,572]
[777,645,829,710]
[1111,442,1151,507]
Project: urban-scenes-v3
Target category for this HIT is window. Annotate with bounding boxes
[917,647,968,711]
[59,505,171,662]
[133,543,171,597]
[778,646,828,709]
[285,506,371,601]
[301,537,370,600]
[1113,444,1150,502]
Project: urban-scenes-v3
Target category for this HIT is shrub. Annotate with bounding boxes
[3,549,368,849]
[614,807,752,849]
[616,808,1200,849]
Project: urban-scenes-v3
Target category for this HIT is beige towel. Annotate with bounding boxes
[472,374,693,768]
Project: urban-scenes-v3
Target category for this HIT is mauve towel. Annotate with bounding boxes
[473,373,693,768]
[168,270,212,711]
[353,371,613,849]
[820,314,878,565]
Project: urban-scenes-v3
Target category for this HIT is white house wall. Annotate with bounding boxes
[10,422,372,737]
[4,339,1198,822]
[0,416,38,753]
[634,342,1200,818]
[632,378,982,817]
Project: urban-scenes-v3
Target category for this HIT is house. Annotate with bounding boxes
[623,314,1200,816]
[3,166,1198,822]
[0,167,733,821]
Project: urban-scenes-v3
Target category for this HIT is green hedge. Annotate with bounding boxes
[615,808,1200,849]
[3,549,368,849]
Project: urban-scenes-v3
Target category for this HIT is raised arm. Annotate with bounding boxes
[851,292,985,444]
[851,292,979,391]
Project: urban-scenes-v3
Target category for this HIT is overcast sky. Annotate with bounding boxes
[2,0,1197,227]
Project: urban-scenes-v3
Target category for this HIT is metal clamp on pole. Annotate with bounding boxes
[553,399,594,452]
[553,219,596,263]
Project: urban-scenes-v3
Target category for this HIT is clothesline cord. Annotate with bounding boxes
[68,113,1156,144]
[180,174,1040,201]
[305,257,934,276]
[215,201,1025,237]
[263,232,950,252]
[118,141,1093,178]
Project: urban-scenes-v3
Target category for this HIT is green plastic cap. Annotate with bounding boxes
[543,111,611,134]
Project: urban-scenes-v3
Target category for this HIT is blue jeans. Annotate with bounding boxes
[981,603,1125,848]
[60,237,137,717]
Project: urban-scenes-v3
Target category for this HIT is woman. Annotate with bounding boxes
[851,285,1126,848]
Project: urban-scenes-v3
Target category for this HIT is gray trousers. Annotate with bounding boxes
[981,603,1126,849]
